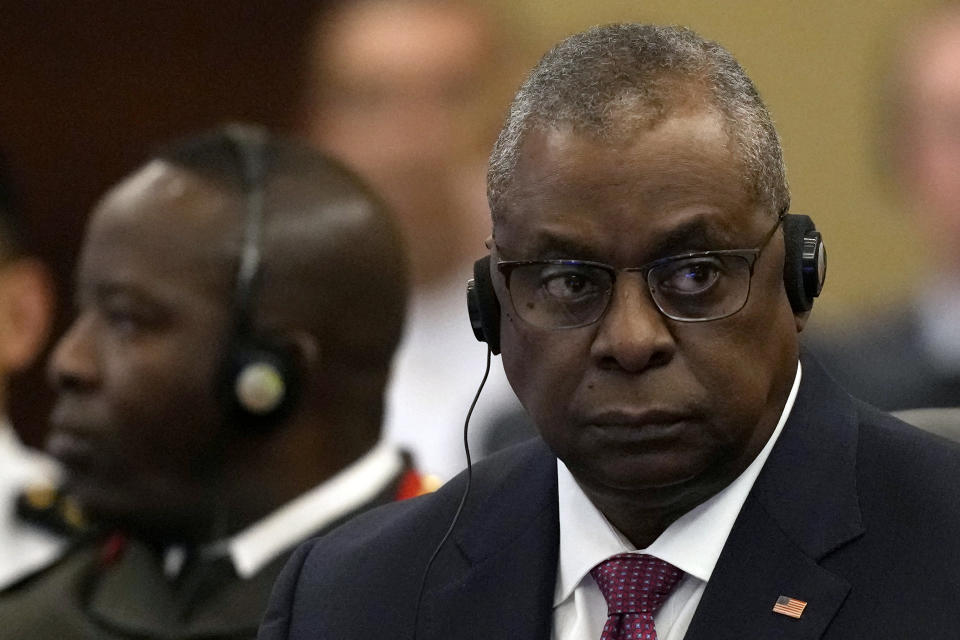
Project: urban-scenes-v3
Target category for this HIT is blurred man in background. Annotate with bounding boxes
[807,3,960,410]
[0,126,427,639]
[0,157,63,589]
[301,0,531,477]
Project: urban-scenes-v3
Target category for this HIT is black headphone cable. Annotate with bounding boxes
[411,345,491,638]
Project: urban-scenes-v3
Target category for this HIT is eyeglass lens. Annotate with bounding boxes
[505,254,753,328]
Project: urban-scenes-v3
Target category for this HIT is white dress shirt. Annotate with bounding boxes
[383,270,524,479]
[552,362,802,639]
[164,441,405,579]
[0,420,66,588]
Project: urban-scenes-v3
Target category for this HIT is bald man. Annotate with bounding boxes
[0,126,426,639]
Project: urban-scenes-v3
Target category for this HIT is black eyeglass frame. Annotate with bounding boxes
[496,212,786,327]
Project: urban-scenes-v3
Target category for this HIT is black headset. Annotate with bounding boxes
[467,213,826,355]
[217,126,302,431]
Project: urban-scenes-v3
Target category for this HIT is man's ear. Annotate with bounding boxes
[794,310,810,333]
[0,258,55,374]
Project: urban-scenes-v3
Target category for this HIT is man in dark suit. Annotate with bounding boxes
[0,125,428,639]
[259,24,960,639]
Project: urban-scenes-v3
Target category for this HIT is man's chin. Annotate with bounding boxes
[59,476,144,531]
[574,457,719,506]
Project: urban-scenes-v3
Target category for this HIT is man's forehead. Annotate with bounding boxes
[324,2,488,76]
[93,161,236,237]
[506,113,739,194]
[81,162,237,293]
[493,111,754,247]
[905,18,960,106]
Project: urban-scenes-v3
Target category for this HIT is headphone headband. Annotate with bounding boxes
[229,125,269,335]
[466,212,827,350]
[218,126,300,430]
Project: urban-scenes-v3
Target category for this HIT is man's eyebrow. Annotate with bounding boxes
[527,235,603,260]
[76,279,161,309]
[498,231,604,262]
[645,218,735,257]
[92,281,145,300]
[509,218,736,262]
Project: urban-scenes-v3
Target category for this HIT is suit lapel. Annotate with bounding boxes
[683,498,852,639]
[419,439,559,640]
[685,355,864,640]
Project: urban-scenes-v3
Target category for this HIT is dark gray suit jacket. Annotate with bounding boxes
[260,357,960,639]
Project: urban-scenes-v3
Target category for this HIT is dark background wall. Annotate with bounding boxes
[0,1,321,446]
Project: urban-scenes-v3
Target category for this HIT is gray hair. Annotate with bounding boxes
[487,24,789,220]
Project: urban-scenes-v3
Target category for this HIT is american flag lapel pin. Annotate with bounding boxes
[772,595,807,619]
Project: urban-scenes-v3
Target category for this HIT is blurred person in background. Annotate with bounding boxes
[807,3,960,410]
[301,0,531,478]
[0,156,64,589]
[0,125,430,639]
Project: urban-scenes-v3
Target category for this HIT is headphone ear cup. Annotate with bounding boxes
[219,337,301,432]
[467,256,501,355]
[782,214,826,314]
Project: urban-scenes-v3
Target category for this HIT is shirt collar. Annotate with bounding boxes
[166,440,404,579]
[554,361,802,606]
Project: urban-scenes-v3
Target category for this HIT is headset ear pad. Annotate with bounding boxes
[467,256,502,355]
[219,335,302,432]
[781,213,826,314]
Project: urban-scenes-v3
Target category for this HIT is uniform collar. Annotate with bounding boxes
[165,441,404,580]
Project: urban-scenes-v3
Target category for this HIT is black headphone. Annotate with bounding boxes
[467,213,826,355]
[217,126,302,431]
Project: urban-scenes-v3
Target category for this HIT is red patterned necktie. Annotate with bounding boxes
[590,553,684,640]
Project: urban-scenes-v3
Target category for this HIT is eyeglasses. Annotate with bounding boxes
[497,213,785,328]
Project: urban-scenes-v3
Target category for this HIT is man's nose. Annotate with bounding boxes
[589,273,677,372]
[48,314,100,392]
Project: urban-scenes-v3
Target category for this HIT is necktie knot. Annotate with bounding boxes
[590,553,683,627]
